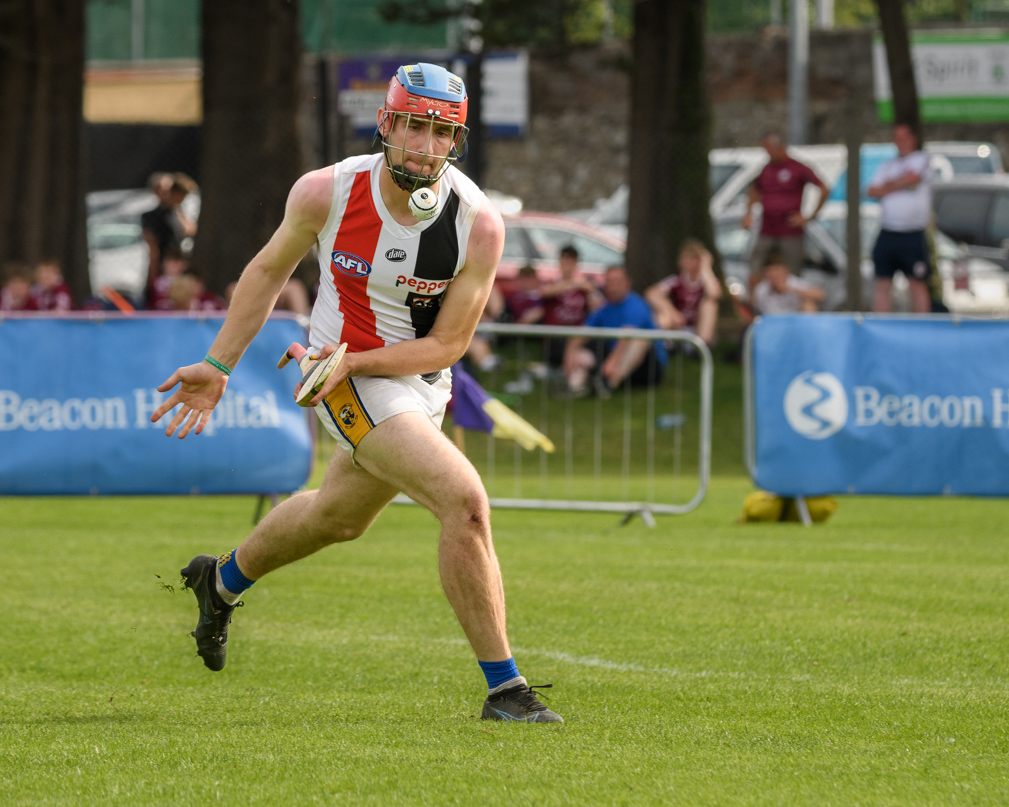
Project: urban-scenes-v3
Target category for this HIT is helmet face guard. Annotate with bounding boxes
[376,63,469,192]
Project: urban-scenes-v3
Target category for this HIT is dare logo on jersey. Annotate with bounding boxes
[385,248,407,262]
[331,251,372,277]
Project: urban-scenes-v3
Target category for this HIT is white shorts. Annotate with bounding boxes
[314,369,452,463]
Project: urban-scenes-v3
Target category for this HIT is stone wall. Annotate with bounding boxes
[305,28,1009,213]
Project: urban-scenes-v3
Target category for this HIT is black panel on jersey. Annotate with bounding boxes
[406,290,446,339]
[408,189,461,338]
[415,190,460,281]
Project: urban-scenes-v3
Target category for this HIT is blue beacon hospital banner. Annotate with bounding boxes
[0,314,312,495]
[750,315,1009,497]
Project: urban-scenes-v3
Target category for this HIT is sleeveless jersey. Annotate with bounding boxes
[310,153,484,353]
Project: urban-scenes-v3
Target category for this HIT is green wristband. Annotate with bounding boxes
[204,355,232,376]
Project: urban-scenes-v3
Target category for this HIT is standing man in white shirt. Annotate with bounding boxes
[868,124,933,313]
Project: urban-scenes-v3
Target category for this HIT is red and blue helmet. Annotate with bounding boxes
[377,63,470,192]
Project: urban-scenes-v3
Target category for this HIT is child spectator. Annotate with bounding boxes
[169,267,227,312]
[645,238,721,346]
[30,257,73,311]
[1,262,34,312]
[148,248,189,311]
[751,253,825,315]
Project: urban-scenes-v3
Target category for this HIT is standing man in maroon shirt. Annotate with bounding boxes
[742,131,829,284]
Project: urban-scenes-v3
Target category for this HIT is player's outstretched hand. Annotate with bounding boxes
[151,361,229,438]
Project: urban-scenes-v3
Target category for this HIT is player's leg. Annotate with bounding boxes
[352,411,507,661]
[181,444,399,672]
[352,411,562,722]
[237,447,398,579]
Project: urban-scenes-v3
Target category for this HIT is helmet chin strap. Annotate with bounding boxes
[387,163,438,192]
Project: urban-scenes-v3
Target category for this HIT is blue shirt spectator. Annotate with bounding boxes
[563,265,667,394]
[586,289,669,367]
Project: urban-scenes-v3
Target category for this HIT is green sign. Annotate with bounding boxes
[873,30,1009,122]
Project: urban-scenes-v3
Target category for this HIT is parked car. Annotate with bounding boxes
[933,176,1009,270]
[716,201,1009,315]
[496,212,625,294]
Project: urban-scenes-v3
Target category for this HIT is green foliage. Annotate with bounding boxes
[377,0,634,49]
[709,0,976,32]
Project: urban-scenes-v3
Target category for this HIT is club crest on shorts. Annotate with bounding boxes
[331,251,372,277]
[339,403,357,427]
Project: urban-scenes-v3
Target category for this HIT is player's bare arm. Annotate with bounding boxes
[304,199,504,406]
[151,167,333,438]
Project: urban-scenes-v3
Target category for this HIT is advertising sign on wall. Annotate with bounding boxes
[874,30,1009,122]
[337,51,528,137]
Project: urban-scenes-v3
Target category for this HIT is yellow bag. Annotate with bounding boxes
[740,492,839,523]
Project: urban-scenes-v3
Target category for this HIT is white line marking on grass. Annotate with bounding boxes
[368,634,745,679]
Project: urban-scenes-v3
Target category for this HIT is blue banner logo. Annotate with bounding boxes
[783,371,848,439]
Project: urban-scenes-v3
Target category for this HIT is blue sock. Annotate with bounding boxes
[216,548,255,604]
[479,658,522,691]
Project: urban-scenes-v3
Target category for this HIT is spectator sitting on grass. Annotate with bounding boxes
[563,265,667,395]
[505,265,545,325]
[645,238,721,346]
[751,253,825,315]
[541,244,599,368]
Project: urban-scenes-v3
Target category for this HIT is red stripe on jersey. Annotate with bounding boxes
[330,171,385,352]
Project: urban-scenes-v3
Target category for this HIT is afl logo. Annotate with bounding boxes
[331,251,372,277]
[783,371,848,440]
[386,248,407,262]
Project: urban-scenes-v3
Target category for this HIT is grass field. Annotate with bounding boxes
[4,362,1009,805]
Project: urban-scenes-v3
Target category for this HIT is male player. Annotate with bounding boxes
[152,63,562,723]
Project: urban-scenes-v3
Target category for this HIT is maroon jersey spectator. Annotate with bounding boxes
[147,248,189,311]
[505,265,544,324]
[646,239,722,346]
[751,157,821,239]
[743,131,828,281]
[1,262,34,312]
[541,246,596,327]
[30,259,73,311]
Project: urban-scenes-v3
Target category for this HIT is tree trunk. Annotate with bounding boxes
[192,0,303,296]
[0,0,87,299]
[874,0,922,142]
[625,0,714,292]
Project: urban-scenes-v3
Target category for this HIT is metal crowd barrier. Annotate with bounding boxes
[380,322,713,525]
